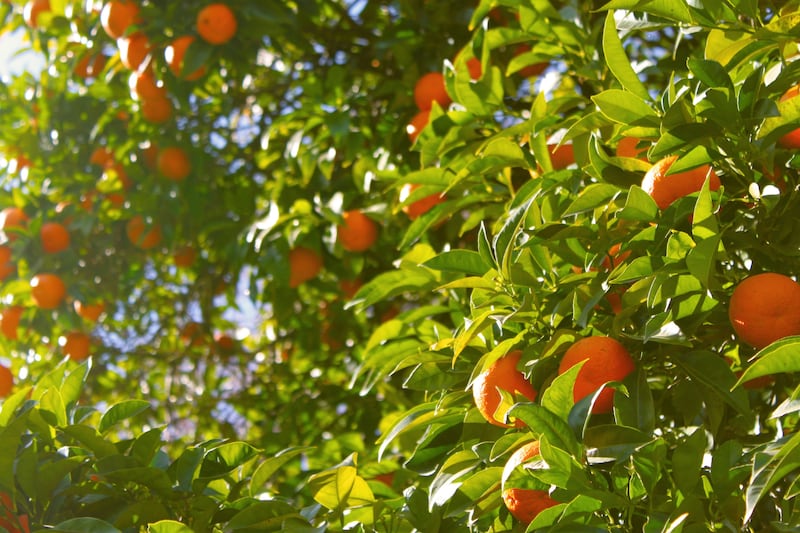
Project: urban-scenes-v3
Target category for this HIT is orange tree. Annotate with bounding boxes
[2,0,800,531]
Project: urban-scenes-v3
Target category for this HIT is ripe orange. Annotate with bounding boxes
[338,210,378,252]
[502,441,558,524]
[180,321,206,347]
[40,222,70,254]
[288,246,323,288]
[62,332,91,361]
[197,3,237,45]
[779,86,800,149]
[165,36,206,81]
[466,57,482,80]
[642,155,720,210]
[118,32,151,70]
[514,45,548,78]
[126,215,162,249]
[213,332,236,353]
[0,365,12,397]
[0,246,15,280]
[140,141,159,169]
[30,273,67,310]
[0,207,29,241]
[157,146,191,181]
[23,0,50,28]
[0,306,23,340]
[558,336,635,414]
[399,183,445,220]
[173,245,196,267]
[600,243,630,270]
[140,95,173,123]
[407,110,430,143]
[729,273,800,349]
[339,278,362,299]
[615,136,649,160]
[74,300,105,322]
[129,70,165,100]
[74,53,107,79]
[100,0,140,39]
[413,72,451,111]
[89,147,114,167]
[548,144,574,170]
[472,350,537,427]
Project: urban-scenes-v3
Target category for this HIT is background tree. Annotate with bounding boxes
[1,0,800,531]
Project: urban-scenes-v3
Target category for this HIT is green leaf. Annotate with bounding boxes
[735,336,800,387]
[99,400,151,434]
[250,447,310,497]
[424,250,491,276]
[509,403,582,458]
[674,351,749,414]
[225,501,305,530]
[309,465,375,510]
[687,58,732,90]
[599,0,694,23]
[618,185,658,221]
[672,429,707,493]
[705,29,754,66]
[601,12,650,101]
[59,425,119,458]
[562,183,620,216]
[199,441,259,479]
[591,90,659,126]
[745,433,800,522]
[147,521,195,533]
[540,363,582,422]
[47,518,122,533]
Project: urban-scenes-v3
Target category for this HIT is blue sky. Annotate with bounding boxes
[0,28,44,78]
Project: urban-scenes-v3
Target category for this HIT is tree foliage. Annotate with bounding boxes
[2,0,800,531]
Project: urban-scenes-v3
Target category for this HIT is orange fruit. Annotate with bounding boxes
[0,365,12,397]
[729,273,800,349]
[0,306,23,340]
[62,332,91,361]
[74,300,105,322]
[407,110,430,143]
[0,207,29,241]
[337,210,378,252]
[173,245,196,267]
[548,144,574,170]
[126,215,162,249]
[0,245,15,280]
[413,72,451,111]
[514,45,548,78]
[213,332,236,353]
[40,222,70,254]
[466,57,482,80]
[196,3,237,45]
[642,155,720,210]
[140,141,159,168]
[600,243,630,270]
[30,273,67,310]
[74,53,107,79]
[140,95,173,123]
[288,246,323,288]
[399,183,445,220]
[89,147,114,167]
[616,136,649,160]
[118,32,151,70]
[23,0,50,28]
[779,86,800,149]
[129,70,165,100]
[501,441,558,524]
[157,146,191,181]
[558,336,635,414]
[472,350,537,427]
[180,321,206,347]
[339,278,362,299]
[165,36,206,81]
[100,0,140,39]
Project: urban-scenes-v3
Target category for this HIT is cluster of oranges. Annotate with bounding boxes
[471,273,800,525]
[0,206,103,392]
